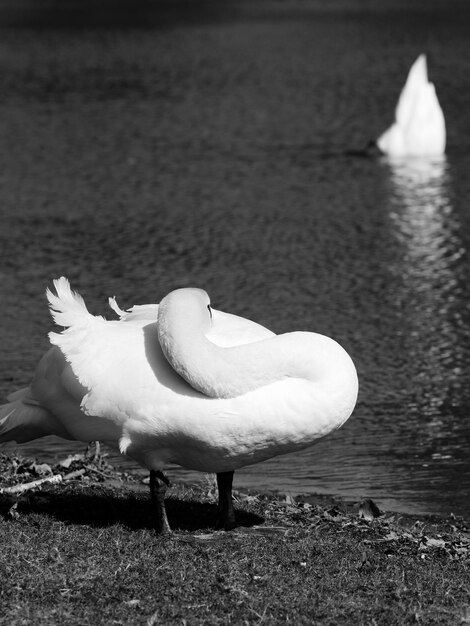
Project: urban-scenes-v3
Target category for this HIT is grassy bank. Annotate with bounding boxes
[0,453,469,625]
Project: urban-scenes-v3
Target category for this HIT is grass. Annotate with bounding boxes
[0,453,469,625]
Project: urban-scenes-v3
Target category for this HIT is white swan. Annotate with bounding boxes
[376,54,446,158]
[0,278,358,533]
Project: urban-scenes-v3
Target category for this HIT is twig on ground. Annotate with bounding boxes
[0,468,86,496]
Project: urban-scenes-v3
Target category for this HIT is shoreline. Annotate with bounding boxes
[1,448,466,527]
[0,450,467,530]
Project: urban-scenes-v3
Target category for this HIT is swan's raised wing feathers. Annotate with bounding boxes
[109,302,160,322]
[47,277,99,328]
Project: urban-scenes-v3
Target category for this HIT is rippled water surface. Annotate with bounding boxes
[1,0,470,518]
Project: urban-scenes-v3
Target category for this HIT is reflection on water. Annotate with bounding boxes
[387,157,462,278]
[387,156,464,390]
[384,157,470,512]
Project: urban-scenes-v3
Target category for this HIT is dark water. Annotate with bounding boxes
[1,0,470,518]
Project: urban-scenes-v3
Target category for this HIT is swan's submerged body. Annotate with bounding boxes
[376,53,446,158]
[0,278,358,531]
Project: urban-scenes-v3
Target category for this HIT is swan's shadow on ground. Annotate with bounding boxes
[0,484,264,532]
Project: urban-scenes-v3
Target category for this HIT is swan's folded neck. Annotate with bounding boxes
[157,289,357,400]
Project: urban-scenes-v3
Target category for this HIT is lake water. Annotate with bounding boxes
[1,0,470,519]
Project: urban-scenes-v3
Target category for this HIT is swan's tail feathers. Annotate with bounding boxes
[46,277,94,329]
[0,399,56,444]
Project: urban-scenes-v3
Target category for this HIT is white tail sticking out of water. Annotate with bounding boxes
[377,54,446,158]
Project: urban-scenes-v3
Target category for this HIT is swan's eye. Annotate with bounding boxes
[207,304,212,319]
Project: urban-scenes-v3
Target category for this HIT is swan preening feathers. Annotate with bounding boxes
[376,54,446,158]
[0,278,358,533]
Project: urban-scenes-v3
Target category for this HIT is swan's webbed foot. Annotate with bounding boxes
[149,470,172,535]
[215,471,236,531]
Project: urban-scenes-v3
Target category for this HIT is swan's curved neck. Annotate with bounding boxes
[157,289,357,401]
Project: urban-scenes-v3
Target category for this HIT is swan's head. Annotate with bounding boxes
[157,288,213,370]
[158,288,212,331]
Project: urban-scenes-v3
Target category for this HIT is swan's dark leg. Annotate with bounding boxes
[216,471,236,530]
[149,470,171,534]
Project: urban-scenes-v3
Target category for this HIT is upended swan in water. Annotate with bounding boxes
[375,54,446,158]
[0,278,358,533]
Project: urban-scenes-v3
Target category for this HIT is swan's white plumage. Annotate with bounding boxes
[0,278,358,474]
[377,54,446,158]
